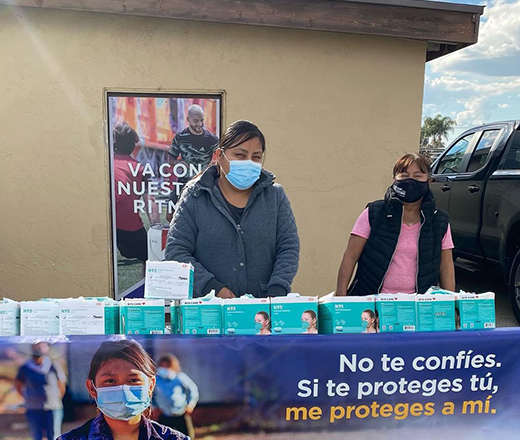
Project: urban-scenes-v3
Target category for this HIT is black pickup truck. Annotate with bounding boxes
[430,120,520,322]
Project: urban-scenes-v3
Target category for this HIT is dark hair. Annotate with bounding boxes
[393,153,431,178]
[113,122,139,155]
[219,120,266,153]
[88,340,156,382]
[158,354,181,373]
[362,309,375,319]
[303,310,317,320]
[256,311,271,331]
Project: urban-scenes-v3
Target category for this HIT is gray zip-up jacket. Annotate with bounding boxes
[165,165,300,298]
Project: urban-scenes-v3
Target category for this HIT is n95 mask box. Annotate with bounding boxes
[416,293,456,332]
[0,298,20,336]
[85,297,120,335]
[455,292,495,330]
[144,260,194,300]
[376,294,417,333]
[270,293,318,334]
[59,299,105,335]
[180,292,222,335]
[120,299,165,335]
[318,293,376,334]
[223,295,271,335]
[21,300,60,336]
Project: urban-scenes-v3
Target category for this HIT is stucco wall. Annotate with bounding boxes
[0,6,426,300]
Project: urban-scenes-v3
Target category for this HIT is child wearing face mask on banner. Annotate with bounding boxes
[335,154,455,296]
[165,120,300,299]
[58,340,189,440]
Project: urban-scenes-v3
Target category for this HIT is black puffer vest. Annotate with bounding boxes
[349,187,449,296]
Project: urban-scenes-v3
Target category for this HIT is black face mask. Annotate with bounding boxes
[392,178,429,203]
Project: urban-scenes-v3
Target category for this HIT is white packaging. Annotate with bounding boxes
[147,225,170,261]
[59,299,105,335]
[144,261,194,300]
[0,298,20,336]
[21,301,60,336]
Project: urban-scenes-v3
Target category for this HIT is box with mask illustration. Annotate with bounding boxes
[223,295,271,335]
[270,294,318,334]
[0,298,20,336]
[416,293,456,332]
[455,292,495,330]
[376,294,417,333]
[120,299,165,335]
[180,292,222,335]
[318,293,376,334]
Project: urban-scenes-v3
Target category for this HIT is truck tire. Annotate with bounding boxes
[509,249,520,324]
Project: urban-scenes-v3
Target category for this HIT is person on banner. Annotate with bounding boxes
[166,104,219,221]
[59,339,189,440]
[113,122,160,262]
[15,342,67,440]
[301,310,318,334]
[335,153,455,296]
[165,120,300,298]
[153,355,199,439]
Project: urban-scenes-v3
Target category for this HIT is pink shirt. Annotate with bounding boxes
[351,208,454,294]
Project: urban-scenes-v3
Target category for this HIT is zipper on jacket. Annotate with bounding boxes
[378,206,403,294]
[415,210,426,294]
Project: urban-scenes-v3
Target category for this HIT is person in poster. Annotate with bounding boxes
[361,309,378,333]
[59,339,189,440]
[15,342,67,440]
[113,122,159,262]
[254,311,271,335]
[153,355,198,438]
[166,104,219,221]
[165,120,300,298]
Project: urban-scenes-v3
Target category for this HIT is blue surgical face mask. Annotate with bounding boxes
[157,367,171,380]
[302,321,310,330]
[221,151,262,190]
[361,320,369,330]
[254,322,263,332]
[95,384,151,421]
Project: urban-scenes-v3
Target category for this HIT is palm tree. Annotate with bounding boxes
[420,114,456,159]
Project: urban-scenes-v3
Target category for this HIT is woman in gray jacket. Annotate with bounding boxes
[165,120,300,298]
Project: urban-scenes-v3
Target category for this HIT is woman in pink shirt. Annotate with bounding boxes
[335,154,455,296]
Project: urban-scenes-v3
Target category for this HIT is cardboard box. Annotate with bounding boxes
[144,261,194,300]
[0,298,20,336]
[456,292,495,330]
[180,293,222,335]
[59,299,105,335]
[120,299,165,335]
[416,293,456,332]
[223,296,271,335]
[147,224,169,261]
[318,293,377,334]
[270,294,318,334]
[21,301,60,336]
[376,294,417,333]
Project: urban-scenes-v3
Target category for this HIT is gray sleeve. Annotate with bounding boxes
[268,186,300,294]
[165,190,223,297]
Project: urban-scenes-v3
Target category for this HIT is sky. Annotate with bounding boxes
[423,0,520,144]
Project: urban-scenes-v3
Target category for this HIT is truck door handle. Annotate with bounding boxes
[468,185,480,193]
[441,184,451,192]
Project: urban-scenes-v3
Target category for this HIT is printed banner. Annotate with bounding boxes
[107,93,222,299]
[0,329,518,439]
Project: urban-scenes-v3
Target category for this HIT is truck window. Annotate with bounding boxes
[467,129,500,173]
[436,134,473,174]
[498,130,520,170]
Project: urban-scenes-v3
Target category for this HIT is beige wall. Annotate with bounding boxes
[0,6,426,300]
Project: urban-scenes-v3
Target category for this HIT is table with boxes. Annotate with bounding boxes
[0,261,496,337]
